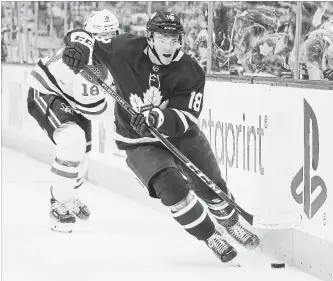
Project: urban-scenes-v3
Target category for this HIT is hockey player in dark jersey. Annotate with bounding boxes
[62,11,259,262]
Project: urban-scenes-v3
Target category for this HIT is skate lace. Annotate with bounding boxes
[53,202,70,215]
[228,222,251,241]
[208,232,229,254]
[70,199,84,213]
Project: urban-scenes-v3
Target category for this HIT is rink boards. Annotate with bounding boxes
[2,63,332,281]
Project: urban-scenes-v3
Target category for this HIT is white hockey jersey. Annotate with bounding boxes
[27,48,112,120]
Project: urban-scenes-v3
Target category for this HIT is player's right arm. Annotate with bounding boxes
[28,45,109,121]
[27,48,67,96]
[62,29,135,73]
[62,29,96,74]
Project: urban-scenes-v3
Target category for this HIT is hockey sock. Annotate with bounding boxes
[206,192,239,227]
[51,123,87,202]
[170,191,215,240]
[50,157,80,202]
[75,154,89,189]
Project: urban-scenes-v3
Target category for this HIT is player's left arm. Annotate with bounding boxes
[150,63,205,137]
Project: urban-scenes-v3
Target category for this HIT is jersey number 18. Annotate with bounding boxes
[188,91,203,112]
[82,84,100,96]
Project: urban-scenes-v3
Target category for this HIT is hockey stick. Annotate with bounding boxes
[82,66,300,229]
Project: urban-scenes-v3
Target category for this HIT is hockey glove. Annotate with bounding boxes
[130,108,164,137]
[62,30,94,74]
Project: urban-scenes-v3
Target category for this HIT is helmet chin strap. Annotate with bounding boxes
[149,45,164,65]
[148,44,181,66]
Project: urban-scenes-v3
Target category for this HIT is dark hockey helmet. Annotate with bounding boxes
[147,11,184,37]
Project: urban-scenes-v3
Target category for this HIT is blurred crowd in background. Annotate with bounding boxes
[1,1,333,81]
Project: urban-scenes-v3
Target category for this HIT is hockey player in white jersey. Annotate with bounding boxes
[26,10,119,233]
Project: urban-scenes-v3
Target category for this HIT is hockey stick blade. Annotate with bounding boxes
[81,66,257,226]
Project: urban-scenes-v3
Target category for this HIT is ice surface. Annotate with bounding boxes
[1,147,321,281]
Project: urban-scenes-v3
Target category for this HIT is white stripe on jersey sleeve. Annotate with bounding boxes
[28,64,62,95]
[180,110,198,125]
[169,108,189,133]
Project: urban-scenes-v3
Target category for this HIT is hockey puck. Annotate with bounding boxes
[271,263,285,268]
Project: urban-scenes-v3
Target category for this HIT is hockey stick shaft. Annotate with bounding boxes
[82,66,254,226]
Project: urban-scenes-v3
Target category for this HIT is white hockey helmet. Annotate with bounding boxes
[84,9,119,43]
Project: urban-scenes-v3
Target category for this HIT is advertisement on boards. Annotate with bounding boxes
[201,81,303,226]
[287,89,332,242]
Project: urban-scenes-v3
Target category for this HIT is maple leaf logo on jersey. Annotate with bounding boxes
[130,86,169,113]
[129,94,144,112]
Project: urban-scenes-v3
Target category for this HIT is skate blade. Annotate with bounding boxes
[229,259,242,267]
[50,222,73,233]
[221,248,238,263]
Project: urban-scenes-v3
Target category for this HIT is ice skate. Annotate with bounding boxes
[205,230,237,263]
[225,222,260,250]
[50,197,76,233]
[68,198,90,220]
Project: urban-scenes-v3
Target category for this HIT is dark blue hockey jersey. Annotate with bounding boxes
[93,33,206,150]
